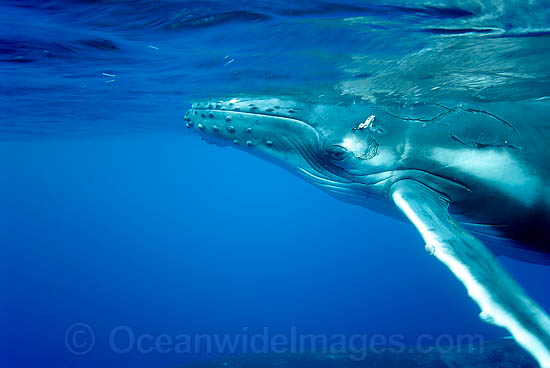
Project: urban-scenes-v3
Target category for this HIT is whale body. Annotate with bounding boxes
[186,98,550,367]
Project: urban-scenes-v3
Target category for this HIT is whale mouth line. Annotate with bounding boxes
[190,107,310,125]
[194,108,306,122]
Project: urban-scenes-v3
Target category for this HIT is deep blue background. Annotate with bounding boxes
[2,134,549,367]
[1,1,550,367]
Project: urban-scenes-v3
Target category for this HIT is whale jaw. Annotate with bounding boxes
[185,98,369,205]
[185,99,320,166]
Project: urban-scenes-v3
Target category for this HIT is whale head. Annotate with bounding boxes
[185,98,397,205]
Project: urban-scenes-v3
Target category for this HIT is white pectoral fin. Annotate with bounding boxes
[390,179,550,368]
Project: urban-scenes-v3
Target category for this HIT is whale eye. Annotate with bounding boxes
[324,145,351,161]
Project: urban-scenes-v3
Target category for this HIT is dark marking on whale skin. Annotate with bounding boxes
[383,103,494,125]
[384,104,518,135]
[384,106,459,123]
[463,108,518,133]
[449,133,521,151]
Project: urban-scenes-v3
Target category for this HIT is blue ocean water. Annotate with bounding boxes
[1,1,550,367]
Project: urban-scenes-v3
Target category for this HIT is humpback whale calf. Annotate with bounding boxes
[185,98,550,367]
